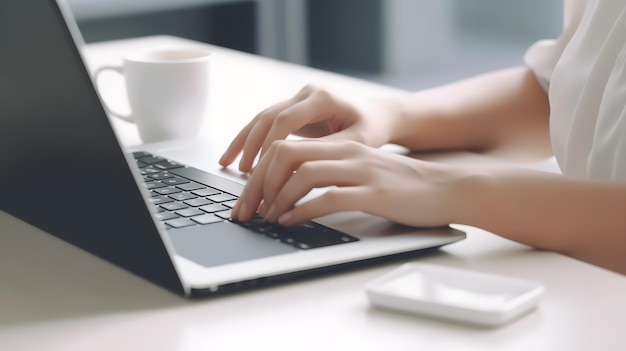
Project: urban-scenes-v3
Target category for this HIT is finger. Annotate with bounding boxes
[234,138,283,221]
[278,187,370,226]
[244,138,366,221]
[218,102,286,168]
[258,139,356,206]
[237,98,304,172]
[260,95,340,158]
[218,120,255,167]
[233,172,266,222]
[263,159,365,222]
[321,127,361,143]
[237,139,358,221]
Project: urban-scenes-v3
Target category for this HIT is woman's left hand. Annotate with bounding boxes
[231,139,473,228]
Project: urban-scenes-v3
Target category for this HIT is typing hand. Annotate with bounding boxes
[231,139,469,228]
[218,84,398,173]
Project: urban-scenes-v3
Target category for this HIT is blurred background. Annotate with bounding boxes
[67,0,562,90]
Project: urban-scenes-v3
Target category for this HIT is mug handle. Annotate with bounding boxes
[93,65,134,123]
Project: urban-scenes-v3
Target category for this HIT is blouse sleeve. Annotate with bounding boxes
[524,0,587,92]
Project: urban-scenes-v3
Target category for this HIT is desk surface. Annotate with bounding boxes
[1,36,625,351]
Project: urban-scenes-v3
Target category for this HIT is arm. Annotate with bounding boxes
[220,66,552,172]
[458,167,626,275]
[232,139,626,275]
[385,66,551,153]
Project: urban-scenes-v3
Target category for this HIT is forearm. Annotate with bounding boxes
[457,168,626,274]
[386,67,550,152]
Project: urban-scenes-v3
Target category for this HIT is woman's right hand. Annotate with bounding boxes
[218,84,401,173]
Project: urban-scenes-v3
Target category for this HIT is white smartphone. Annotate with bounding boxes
[365,263,545,327]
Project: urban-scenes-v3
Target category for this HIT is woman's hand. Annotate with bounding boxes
[219,84,401,173]
[231,139,474,228]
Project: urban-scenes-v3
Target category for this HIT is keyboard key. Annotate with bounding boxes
[133,151,151,158]
[199,203,229,213]
[140,156,166,165]
[169,192,197,201]
[222,200,238,208]
[175,208,205,217]
[184,198,213,207]
[148,195,174,205]
[139,166,160,174]
[154,211,179,221]
[161,202,188,211]
[191,213,223,225]
[214,209,232,219]
[233,215,359,250]
[177,182,206,191]
[165,218,196,228]
[207,193,238,203]
[161,177,190,185]
[191,188,221,197]
[154,161,184,170]
[284,224,358,249]
[154,186,182,195]
[144,181,168,190]
[148,171,174,180]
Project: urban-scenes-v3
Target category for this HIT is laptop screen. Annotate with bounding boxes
[0,0,184,294]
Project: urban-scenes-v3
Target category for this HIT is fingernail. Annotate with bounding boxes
[231,205,239,219]
[239,155,247,171]
[239,203,248,220]
[218,154,227,165]
[278,211,292,225]
[265,204,276,220]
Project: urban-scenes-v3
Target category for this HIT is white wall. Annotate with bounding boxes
[380,0,563,75]
[383,0,454,74]
[66,0,564,83]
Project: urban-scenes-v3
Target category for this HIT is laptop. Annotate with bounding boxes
[0,0,465,297]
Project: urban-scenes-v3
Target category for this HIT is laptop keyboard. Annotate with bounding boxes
[133,152,359,250]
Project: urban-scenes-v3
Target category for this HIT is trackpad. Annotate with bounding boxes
[167,221,298,268]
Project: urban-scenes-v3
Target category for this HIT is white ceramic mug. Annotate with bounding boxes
[94,49,211,143]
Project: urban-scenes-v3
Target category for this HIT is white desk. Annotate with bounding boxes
[1,36,625,351]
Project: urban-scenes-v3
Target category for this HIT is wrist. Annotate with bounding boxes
[385,90,447,150]
[448,167,494,226]
[372,93,413,146]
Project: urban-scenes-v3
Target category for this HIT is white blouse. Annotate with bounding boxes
[524,0,626,182]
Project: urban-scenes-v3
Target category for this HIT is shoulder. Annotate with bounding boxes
[524,0,588,91]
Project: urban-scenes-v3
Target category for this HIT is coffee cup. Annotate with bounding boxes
[94,48,211,143]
